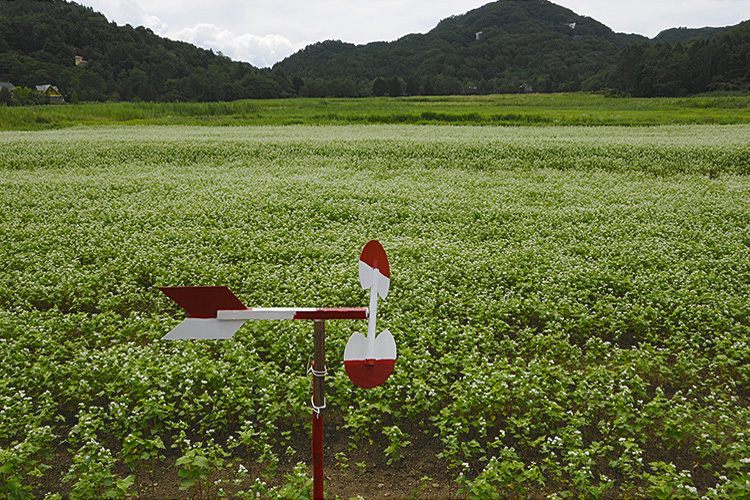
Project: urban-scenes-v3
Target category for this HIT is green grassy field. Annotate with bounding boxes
[2,93,750,130]
[1,121,750,499]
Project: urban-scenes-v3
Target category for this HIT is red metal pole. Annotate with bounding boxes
[312,409,324,499]
[312,320,326,500]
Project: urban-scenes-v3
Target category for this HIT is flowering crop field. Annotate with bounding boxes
[1,124,750,499]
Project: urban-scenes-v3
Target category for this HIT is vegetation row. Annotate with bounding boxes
[1,124,749,498]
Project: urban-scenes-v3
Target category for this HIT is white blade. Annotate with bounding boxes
[344,330,397,361]
[359,260,390,299]
[343,332,367,360]
[161,318,246,340]
[375,329,396,359]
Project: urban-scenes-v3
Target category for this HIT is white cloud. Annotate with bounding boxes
[557,0,750,37]
[170,24,308,67]
[85,0,169,35]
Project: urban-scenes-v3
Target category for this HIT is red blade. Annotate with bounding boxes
[159,286,246,318]
[360,240,390,279]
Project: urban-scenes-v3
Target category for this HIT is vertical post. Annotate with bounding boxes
[312,320,326,500]
[366,265,378,366]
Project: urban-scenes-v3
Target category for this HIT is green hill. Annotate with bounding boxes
[0,0,290,101]
[275,0,647,95]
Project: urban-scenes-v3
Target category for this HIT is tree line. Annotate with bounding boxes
[612,21,750,96]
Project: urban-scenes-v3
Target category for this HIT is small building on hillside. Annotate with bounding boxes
[0,81,15,91]
[36,84,64,103]
[75,55,89,67]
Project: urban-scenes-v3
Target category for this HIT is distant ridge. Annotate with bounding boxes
[653,26,732,43]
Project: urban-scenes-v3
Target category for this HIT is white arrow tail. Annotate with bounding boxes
[163,318,246,340]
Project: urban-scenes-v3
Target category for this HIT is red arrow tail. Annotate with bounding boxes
[159,286,246,318]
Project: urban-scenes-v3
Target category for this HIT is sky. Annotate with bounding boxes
[77,1,750,68]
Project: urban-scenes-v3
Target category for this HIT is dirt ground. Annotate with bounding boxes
[39,415,461,500]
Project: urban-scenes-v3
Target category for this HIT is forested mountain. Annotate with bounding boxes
[276,0,749,98]
[1,0,748,102]
[0,0,291,101]
[276,0,647,96]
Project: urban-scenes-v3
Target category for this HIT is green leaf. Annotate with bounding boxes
[0,462,16,474]
[117,475,135,492]
[6,480,25,498]
[179,477,196,491]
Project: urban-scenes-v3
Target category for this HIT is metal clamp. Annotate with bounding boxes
[311,395,327,416]
[307,365,327,378]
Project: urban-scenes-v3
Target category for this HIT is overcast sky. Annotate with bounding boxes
[78,1,750,68]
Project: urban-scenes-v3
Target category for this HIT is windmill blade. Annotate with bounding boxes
[344,329,397,388]
[359,240,390,299]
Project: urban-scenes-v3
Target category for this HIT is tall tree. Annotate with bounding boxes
[387,76,402,97]
[372,77,388,97]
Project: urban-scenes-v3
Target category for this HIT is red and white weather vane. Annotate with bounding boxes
[159,240,396,500]
[344,239,397,388]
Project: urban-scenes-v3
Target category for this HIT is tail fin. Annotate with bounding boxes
[159,286,246,318]
[162,318,246,340]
